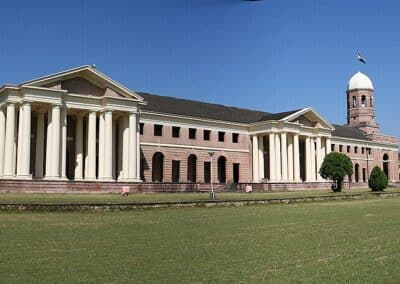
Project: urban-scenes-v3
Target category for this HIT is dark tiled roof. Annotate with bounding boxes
[257,109,302,122]
[332,124,369,140]
[139,92,277,123]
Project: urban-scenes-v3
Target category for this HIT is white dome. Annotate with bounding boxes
[347,72,374,91]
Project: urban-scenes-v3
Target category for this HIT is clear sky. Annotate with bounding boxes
[0,0,399,136]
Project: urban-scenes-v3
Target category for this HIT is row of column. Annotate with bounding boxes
[73,111,141,181]
[252,132,331,182]
[0,102,141,181]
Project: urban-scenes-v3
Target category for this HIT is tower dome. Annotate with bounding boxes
[347,72,374,91]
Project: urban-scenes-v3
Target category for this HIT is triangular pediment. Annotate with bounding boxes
[281,107,334,130]
[22,65,144,101]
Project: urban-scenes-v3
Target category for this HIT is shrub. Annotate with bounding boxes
[368,166,388,191]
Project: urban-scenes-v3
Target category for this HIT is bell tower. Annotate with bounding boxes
[346,72,379,134]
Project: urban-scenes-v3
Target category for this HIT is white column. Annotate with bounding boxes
[258,135,264,181]
[293,134,300,181]
[16,105,24,175]
[112,119,117,180]
[281,132,288,181]
[34,111,45,179]
[50,105,60,178]
[310,137,316,181]
[252,135,259,182]
[122,116,129,180]
[103,111,113,180]
[45,108,52,178]
[3,103,15,177]
[19,103,31,178]
[0,108,6,177]
[305,136,311,181]
[98,112,105,179]
[268,133,275,181]
[136,122,141,180]
[287,134,293,181]
[275,134,281,181]
[316,136,323,181]
[128,112,138,180]
[74,114,84,180]
[117,118,124,180]
[60,107,67,179]
[86,111,97,180]
[326,137,331,155]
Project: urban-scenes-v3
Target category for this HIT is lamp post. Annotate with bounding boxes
[208,151,216,199]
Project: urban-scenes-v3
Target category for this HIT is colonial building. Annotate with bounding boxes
[0,66,397,192]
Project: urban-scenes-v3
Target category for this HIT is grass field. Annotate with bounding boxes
[1,187,399,204]
[1,198,400,283]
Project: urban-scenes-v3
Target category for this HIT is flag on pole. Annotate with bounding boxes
[356,53,366,64]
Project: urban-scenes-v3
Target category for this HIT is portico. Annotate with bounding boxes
[250,108,333,183]
[0,66,145,182]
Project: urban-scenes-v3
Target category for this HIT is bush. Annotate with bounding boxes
[368,166,388,191]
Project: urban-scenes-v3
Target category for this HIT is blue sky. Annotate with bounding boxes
[0,0,399,135]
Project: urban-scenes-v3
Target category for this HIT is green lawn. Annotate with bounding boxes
[1,198,400,283]
[1,187,399,204]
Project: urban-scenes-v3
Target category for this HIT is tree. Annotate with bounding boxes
[368,166,388,191]
[319,152,353,192]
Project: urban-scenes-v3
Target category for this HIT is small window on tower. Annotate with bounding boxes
[352,96,357,107]
[361,95,367,107]
[370,97,373,107]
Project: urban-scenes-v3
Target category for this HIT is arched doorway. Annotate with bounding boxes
[152,152,164,182]
[187,154,197,182]
[383,154,389,179]
[217,156,226,183]
[354,163,359,182]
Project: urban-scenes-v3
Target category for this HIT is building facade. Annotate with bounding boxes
[0,66,397,192]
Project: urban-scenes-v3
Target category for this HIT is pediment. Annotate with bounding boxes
[22,65,144,102]
[282,108,334,130]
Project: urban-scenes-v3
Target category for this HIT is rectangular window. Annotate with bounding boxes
[331,144,335,151]
[361,147,365,154]
[368,148,371,155]
[354,146,358,154]
[362,168,366,182]
[339,145,343,152]
[233,163,240,183]
[154,124,163,136]
[218,131,225,142]
[204,162,211,183]
[203,130,211,141]
[232,133,239,143]
[139,123,144,135]
[172,160,180,182]
[347,145,350,153]
[189,128,196,139]
[172,126,180,138]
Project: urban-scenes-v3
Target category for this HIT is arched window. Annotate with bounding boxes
[187,154,197,182]
[370,97,373,107]
[354,164,360,182]
[217,156,226,183]
[361,95,367,107]
[352,96,357,107]
[383,154,389,179]
[152,152,164,182]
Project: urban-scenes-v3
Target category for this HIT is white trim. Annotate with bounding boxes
[140,142,249,153]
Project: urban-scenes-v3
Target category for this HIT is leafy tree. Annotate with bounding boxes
[368,166,388,191]
[319,152,353,192]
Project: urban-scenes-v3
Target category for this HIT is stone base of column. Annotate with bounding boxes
[15,174,32,180]
[118,178,142,182]
[2,175,16,179]
[44,176,65,181]
[99,177,115,182]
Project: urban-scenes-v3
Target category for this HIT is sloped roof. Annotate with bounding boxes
[139,92,273,123]
[257,109,302,122]
[332,124,370,140]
